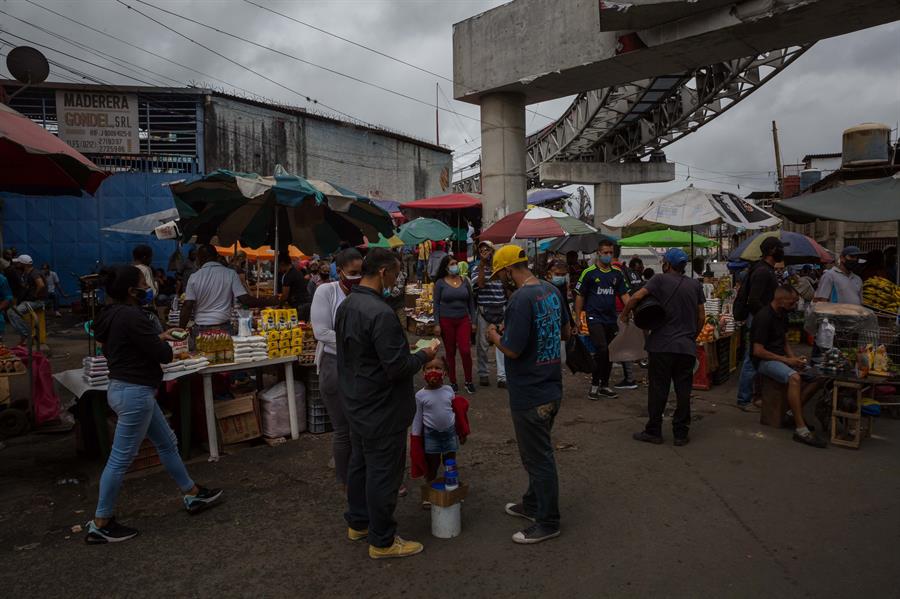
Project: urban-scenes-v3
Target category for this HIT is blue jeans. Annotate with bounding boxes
[758,359,797,384]
[96,380,194,518]
[737,315,755,405]
[511,400,561,529]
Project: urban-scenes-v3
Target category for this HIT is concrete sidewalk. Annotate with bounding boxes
[1,330,898,597]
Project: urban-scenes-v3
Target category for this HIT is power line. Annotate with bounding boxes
[240,0,558,124]
[123,0,484,127]
[437,83,475,145]
[24,0,276,104]
[0,8,182,88]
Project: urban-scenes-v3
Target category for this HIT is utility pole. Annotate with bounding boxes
[435,83,440,146]
[772,121,784,196]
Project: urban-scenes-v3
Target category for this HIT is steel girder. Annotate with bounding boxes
[452,45,812,192]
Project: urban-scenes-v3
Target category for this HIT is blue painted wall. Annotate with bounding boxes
[2,172,184,304]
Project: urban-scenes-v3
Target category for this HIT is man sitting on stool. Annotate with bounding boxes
[751,285,826,448]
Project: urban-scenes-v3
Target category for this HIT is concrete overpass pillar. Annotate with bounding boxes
[594,182,622,235]
[480,92,526,226]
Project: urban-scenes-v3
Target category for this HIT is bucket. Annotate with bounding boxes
[431,503,461,538]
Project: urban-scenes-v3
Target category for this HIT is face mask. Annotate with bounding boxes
[598,254,613,265]
[551,275,567,286]
[132,288,153,306]
[424,371,444,387]
[380,273,394,298]
[339,273,361,292]
[773,248,785,262]
[448,265,460,275]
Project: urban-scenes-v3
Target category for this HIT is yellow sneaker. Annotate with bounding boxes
[347,527,368,541]
[368,536,424,560]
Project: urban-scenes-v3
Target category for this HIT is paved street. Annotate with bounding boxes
[2,322,899,598]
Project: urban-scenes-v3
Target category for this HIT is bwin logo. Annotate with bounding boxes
[595,288,615,296]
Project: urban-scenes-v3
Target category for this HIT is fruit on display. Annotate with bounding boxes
[696,321,716,344]
[0,344,25,373]
[862,277,900,313]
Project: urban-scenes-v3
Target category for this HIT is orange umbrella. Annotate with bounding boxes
[214,243,307,262]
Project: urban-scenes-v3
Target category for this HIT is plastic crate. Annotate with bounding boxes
[307,402,332,434]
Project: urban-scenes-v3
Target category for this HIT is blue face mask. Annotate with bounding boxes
[448,265,460,275]
[598,254,613,265]
[133,288,154,305]
[551,275,567,286]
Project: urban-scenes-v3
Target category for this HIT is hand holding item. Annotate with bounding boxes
[486,324,501,346]
[161,328,187,342]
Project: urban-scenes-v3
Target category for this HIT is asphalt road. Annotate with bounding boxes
[1,322,899,598]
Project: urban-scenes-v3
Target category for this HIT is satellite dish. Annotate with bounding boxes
[6,46,50,85]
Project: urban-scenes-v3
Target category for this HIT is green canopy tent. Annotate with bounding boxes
[398,217,453,246]
[774,173,900,282]
[619,228,717,249]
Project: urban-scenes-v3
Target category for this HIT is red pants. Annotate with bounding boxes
[439,316,473,384]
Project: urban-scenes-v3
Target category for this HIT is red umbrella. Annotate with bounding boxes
[479,207,597,242]
[0,102,108,195]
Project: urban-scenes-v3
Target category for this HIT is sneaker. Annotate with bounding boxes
[450,383,459,393]
[793,431,827,448]
[464,382,476,394]
[738,402,760,413]
[673,437,690,447]
[348,527,368,541]
[512,523,560,545]
[504,502,536,522]
[398,484,408,498]
[632,431,664,445]
[84,518,139,544]
[613,379,639,390]
[588,385,600,400]
[183,486,224,515]
[479,376,490,387]
[369,536,424,559]
[598,387,618,399]
[639,359,648,368]
[421,501,432,511]
[497,380,507,389]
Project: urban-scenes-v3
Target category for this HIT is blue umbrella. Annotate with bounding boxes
[729,230,834,264]
[527,188,572,206]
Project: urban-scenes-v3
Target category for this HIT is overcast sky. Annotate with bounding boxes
[1,0,898,208]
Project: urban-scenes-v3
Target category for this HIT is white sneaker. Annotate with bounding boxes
[588,385,600,400]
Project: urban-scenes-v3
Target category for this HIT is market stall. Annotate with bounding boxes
[55,307,320,463]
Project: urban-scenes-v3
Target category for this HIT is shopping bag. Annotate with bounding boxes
[565,335,595,375]
[608,321,647,363]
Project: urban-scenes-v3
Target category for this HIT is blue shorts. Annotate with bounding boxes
[758,359,797,384]
[424,427,459,454]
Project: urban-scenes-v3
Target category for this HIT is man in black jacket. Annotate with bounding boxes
[336,248,438,560]
[736,236,785,411]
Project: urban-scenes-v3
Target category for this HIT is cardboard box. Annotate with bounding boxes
[215,393,261,445]
[420,477,469,508]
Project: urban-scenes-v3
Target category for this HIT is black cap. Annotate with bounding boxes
[759,236,788,256]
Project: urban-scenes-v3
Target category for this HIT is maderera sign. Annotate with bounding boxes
[55,90,139,154]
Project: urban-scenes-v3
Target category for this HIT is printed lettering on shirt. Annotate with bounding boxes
[534,290,561,365]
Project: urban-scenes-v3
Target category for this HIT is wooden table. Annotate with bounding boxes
[820,371,900,448]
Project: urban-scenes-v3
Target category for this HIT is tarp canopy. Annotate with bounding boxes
[101,208,181,235]
[773,173,900,224]
[399,193,482,210]
[527,188,571,206]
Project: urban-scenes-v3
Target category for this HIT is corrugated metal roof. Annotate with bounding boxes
[802,152,841,161]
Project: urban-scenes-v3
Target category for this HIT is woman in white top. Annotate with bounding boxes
[310,248,363,486]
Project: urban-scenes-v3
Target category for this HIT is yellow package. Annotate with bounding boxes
[276,309,288,330]
[268,349,280,359]
[279,339,291,349]
[291,336,303,347]
[291,328,303,340]
[261,309,276,330]
[286,309,298,327]
[280,349,294,358]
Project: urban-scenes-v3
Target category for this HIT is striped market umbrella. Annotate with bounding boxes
[479,207,596,243]
[729,230,834,264]
[363,233,405,249]
[170,166,393,255]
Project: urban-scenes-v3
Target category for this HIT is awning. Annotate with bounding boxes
[399,193,482,210]
[774,173,900,224]
[102,208,181,235]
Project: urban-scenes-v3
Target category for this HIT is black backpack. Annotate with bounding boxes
[733,262,762,321]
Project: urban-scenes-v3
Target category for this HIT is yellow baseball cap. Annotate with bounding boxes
[490,245,527,279]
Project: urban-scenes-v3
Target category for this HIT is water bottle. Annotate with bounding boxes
[443,458,459,491]
[816,318,835,350]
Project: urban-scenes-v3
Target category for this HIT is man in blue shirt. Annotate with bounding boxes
[486,245,570,545]
[574,240,630,399]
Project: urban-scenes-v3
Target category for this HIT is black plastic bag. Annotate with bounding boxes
[565,335,595,375]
